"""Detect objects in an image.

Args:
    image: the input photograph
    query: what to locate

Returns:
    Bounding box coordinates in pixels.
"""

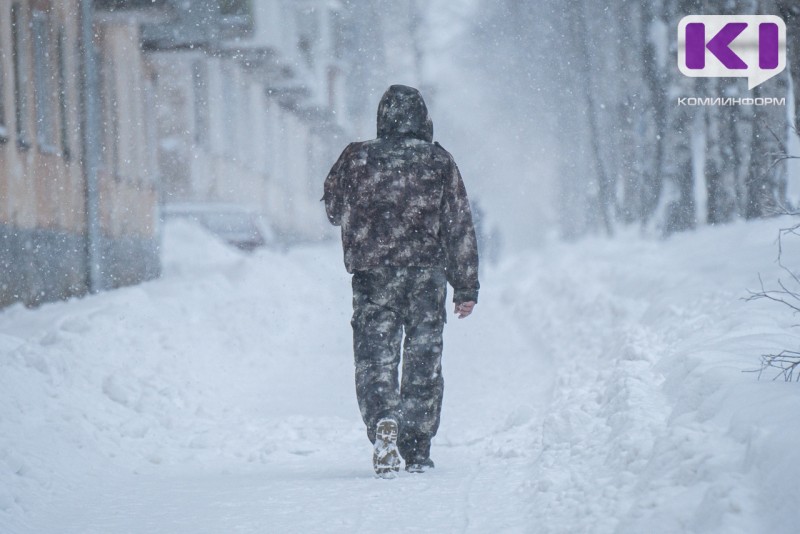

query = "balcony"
[140,0,220,50]
[94,0,171,24]
[94,0,168,9]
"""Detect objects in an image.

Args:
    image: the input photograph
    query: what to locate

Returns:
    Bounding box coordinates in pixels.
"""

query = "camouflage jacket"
[323,85,480,304]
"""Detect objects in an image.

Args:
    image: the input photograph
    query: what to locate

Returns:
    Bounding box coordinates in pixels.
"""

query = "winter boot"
[373,418,401,479]
[405,457,435,474]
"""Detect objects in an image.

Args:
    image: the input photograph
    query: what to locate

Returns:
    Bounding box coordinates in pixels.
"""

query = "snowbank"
[508,220,800,533]
[0,221,357,532]
[1,218,799,533]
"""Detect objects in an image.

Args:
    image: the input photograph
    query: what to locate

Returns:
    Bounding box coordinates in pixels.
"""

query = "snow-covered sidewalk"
[1,219,799,533]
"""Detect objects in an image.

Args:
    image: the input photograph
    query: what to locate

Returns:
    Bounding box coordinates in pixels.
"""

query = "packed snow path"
[2,219,799,533]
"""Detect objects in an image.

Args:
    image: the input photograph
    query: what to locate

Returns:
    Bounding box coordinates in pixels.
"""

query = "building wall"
[147,51,196,203]
[0,0,83,232]
[0,0,86,307]
[205,56,266,208]
[149,51,268,211]
[146,0,353,245]
[94,21,159,289]
[1,0,362,309]
[0,1,160,308]
[97,22,158,236]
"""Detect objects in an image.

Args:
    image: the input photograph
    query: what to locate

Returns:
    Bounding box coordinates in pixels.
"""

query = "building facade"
[145,0,349,243]
[0,0,408,309]
[0,0,160,308]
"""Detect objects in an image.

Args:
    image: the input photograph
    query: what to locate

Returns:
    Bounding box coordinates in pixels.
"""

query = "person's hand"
[454,301,475,319]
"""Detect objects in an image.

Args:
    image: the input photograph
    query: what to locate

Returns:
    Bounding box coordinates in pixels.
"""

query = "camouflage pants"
[351,266,447,462]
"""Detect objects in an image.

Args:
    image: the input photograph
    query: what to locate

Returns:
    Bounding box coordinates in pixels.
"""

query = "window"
[330,8,345,61]
[32,10,56,153]
[101,55,120,177]
[95,0,167,10]
[218,0,253,33]
[0,11,7,141]
[56,28,70,160]
[192,60,208,147]
[219,0,252,17]
[296,8,319,68]
[96,50,109,171]
[11,2,30,149]
[221,66,238,159]
[143,73,158,184]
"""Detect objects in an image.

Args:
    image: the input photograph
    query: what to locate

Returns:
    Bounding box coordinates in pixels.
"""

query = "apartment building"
[0,0,412,309]
[146,0,348,243]
[0,0,161,308]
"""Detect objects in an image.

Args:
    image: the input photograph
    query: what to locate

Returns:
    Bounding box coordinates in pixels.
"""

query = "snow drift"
[1,218,799,533]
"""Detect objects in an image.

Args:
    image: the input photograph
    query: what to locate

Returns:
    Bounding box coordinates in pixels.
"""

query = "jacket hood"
[376,85,433,142]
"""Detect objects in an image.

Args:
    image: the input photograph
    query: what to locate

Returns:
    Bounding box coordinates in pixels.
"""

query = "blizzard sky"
[414,0,799,250]
[423,0,562,248]
[337,0,562,249]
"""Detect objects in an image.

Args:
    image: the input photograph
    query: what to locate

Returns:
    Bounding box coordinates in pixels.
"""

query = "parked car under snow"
[162,203,275,252]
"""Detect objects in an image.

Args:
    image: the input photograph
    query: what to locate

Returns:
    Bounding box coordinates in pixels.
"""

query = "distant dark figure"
[323,84,480,478]
[471,200,503,269]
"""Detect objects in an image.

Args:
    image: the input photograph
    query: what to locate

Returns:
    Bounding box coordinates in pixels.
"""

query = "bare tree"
[475,0,797,240]
[745,34,789,220]
[778,1,800,134]
[746,221,800,381]
[704,77,740,224]
[636,0,669,226]
[705,0,756,224]
[656,0,703,234]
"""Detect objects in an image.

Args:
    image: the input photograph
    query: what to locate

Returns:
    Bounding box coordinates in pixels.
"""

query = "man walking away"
[323,84,480,478]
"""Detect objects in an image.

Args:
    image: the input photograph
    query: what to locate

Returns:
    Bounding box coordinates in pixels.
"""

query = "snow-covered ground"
[1,218,799,533]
